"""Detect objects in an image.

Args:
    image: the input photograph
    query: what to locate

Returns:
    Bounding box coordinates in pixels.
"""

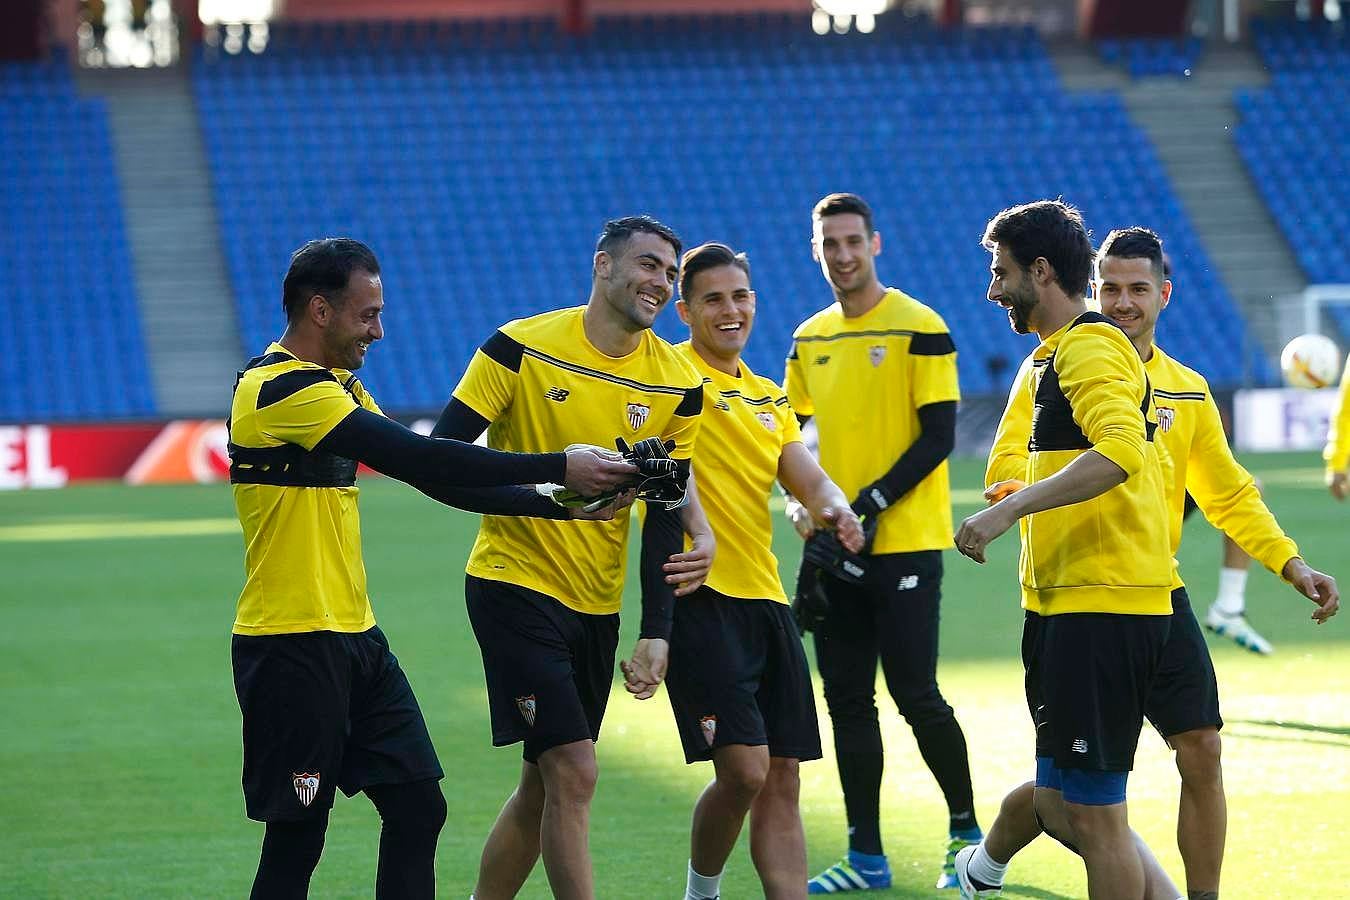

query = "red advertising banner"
[0,421,231,490]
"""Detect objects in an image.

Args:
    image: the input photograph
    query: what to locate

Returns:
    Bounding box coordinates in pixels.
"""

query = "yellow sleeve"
[350,378,383,416]
[452,330,520,423]
[909,328,961,407]
[256,372,360,450]
[1324,353,1350,474]
[1058,325,1147,478]
[1188,386,1299,575]
[783,340,814,417]
[985,354,1034,487]
[664,383,703,461]
[780,398,804,445]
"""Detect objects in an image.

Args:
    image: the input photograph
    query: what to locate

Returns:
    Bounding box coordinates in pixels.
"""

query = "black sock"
[251,813,329,900]
[913,719,979,835]
[837,750,884,855]
[368,779,448,900]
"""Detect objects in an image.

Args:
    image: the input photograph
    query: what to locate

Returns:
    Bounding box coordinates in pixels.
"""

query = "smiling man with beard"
[431,215,715,900]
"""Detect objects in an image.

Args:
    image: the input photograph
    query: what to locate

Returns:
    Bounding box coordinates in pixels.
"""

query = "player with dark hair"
[785,193,982,893]
[228,238,637,899]
[663,242,864,900]
[432,215,715,900]
[958,226,1338,900]
[955,201,1179,900]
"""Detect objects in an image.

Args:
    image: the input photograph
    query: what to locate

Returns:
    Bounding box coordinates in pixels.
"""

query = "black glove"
[802,528,870,584]
[850,482,890,554]
[791,556,830,635]
[616,437,689,509]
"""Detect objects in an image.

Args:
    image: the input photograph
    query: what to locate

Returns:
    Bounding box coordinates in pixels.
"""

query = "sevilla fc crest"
[868,345,887,367]
[1156,406,1175,433]
[626,402,651,431]
[292,773,320,807]
[516,695,537,727]
[699,715,717,747]
[755,411,776,432]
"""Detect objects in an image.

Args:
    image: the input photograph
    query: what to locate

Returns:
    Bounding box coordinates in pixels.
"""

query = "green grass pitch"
[2,452,1346,898]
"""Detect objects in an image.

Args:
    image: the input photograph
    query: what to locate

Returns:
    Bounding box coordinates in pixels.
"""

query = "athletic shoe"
[807,851,891,894]
[937,834,981,889]
[1205,608,1273,654]
[954,845,1002,898]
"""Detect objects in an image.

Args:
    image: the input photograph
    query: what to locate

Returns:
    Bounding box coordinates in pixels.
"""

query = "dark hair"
[982,200,1093,298]
[596,215,682,260]
[813,192,874,234]
[282,238,380,323]
[1098,227,1166,284]
[679,242,751,301]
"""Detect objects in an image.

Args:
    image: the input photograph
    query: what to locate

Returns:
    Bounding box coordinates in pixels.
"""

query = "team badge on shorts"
[755,411,776,432]
[626,402,650,431]
[515,695,537,727]
[292,773,320,807]
[699,715,717,747]
[1156,406,1175,433]
[869,345,887,367]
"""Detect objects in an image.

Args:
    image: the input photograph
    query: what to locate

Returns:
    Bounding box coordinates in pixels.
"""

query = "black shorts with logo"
[1023,610,1170,772]
[465,574,620,764]
[1146,587,1223,738]
[231,626,443,822]
[666,587,822,765]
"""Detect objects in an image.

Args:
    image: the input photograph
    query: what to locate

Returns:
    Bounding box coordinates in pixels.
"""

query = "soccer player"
[228,238,637,900]
[663,242,865,900]
[954,201,1177,900]
[1324,351,1350,501]
[431,216,715,900]
[956,227,1339,900]
[784,193,981,893]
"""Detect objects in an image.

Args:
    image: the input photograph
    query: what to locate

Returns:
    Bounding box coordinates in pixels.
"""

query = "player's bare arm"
[1280,557,1340,623]
[778,441,865,553]
[956,450,1126,564]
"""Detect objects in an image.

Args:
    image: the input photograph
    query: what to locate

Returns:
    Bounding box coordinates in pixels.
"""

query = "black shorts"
[1182,492,1198,521]
[231,626,442,822]
[1023,611,1170,772]
[1146,587,1223,739]
[666,587,822,765]
[465,575,620,764]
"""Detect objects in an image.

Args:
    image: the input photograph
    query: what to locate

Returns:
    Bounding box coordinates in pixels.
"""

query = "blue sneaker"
[808,850,891,894]
[937,832,983,889]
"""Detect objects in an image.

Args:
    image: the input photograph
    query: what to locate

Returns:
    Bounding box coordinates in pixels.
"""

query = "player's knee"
[262,814,328,870]
[1172,728,1222,785]
[369,779,447,838]
[539,745,599,803]
[895,687,954,728]
[821,685,880,723]
[999,780,1038,824]
[716,753,770,802]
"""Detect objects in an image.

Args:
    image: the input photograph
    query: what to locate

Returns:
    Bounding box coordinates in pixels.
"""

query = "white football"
[1280,333,1342,389]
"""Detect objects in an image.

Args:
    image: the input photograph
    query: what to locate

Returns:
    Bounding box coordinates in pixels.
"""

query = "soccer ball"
[1280,333,1342,389]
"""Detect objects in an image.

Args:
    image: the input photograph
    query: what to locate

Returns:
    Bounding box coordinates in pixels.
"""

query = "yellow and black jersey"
[228,342,381,636]
[1015,313,1172,616]
[784,288,959,554]
[1325,352,1350,475]
[1146,346,1299,585]
[452,306,703,615]
[677,343,802,604]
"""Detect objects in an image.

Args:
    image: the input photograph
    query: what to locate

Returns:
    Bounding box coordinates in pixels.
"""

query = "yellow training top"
[784,288,959,554]
[452,306,704,615]
[1008,313,1172,616]
[677,343,802,603]
[228,343,380,636]
[1324,352,1350,475]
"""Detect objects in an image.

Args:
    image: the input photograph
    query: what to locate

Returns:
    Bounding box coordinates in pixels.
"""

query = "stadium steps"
[75,65,241,419]
[1051,42,1301,370]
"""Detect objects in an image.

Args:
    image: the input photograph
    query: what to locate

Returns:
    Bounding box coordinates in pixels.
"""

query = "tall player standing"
[661,242,865,900]
[431,216,714,900]
[784,193,981,893]
[957,227,1338,899]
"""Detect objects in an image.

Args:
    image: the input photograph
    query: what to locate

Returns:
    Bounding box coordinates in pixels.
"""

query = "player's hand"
[563,445,638,497]
[1328,471,1349,501]
[954,502,1017,564]
[619,638,669,700]
[569,489,638,521]
[984,479,1027,504]
[818,504,865,554]
[1282,557,1340,624]
[786,497,815,539]
[664,529,715,597]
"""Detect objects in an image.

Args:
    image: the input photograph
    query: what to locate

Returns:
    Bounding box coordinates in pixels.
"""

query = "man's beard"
[1007,289,1038,335]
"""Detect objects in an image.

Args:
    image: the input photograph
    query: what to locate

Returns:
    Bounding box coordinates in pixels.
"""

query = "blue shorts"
[1036,756,1128,806]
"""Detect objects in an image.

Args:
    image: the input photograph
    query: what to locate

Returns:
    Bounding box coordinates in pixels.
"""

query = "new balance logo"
[842,560,865,579]
[814,355,831,365]
[897,575,919,591]
[544,387,570,402]
[1071,738,1088,754]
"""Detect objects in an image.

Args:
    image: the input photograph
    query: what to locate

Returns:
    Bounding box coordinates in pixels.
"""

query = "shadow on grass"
[1226,718,1350,738]
[1002,884,1078,900]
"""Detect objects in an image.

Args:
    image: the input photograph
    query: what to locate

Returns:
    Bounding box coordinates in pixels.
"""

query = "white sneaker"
[1205,608,1274,654]
[954,845,1002,898]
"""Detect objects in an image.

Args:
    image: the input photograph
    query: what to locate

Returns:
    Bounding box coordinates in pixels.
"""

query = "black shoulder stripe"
[675,385,704,417]
[787,345,799,361]
[243,350,294,372]
[257,369,339,409]
[909,331,957,356]
[481,330,524,373]
[1069,311,1116,330]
